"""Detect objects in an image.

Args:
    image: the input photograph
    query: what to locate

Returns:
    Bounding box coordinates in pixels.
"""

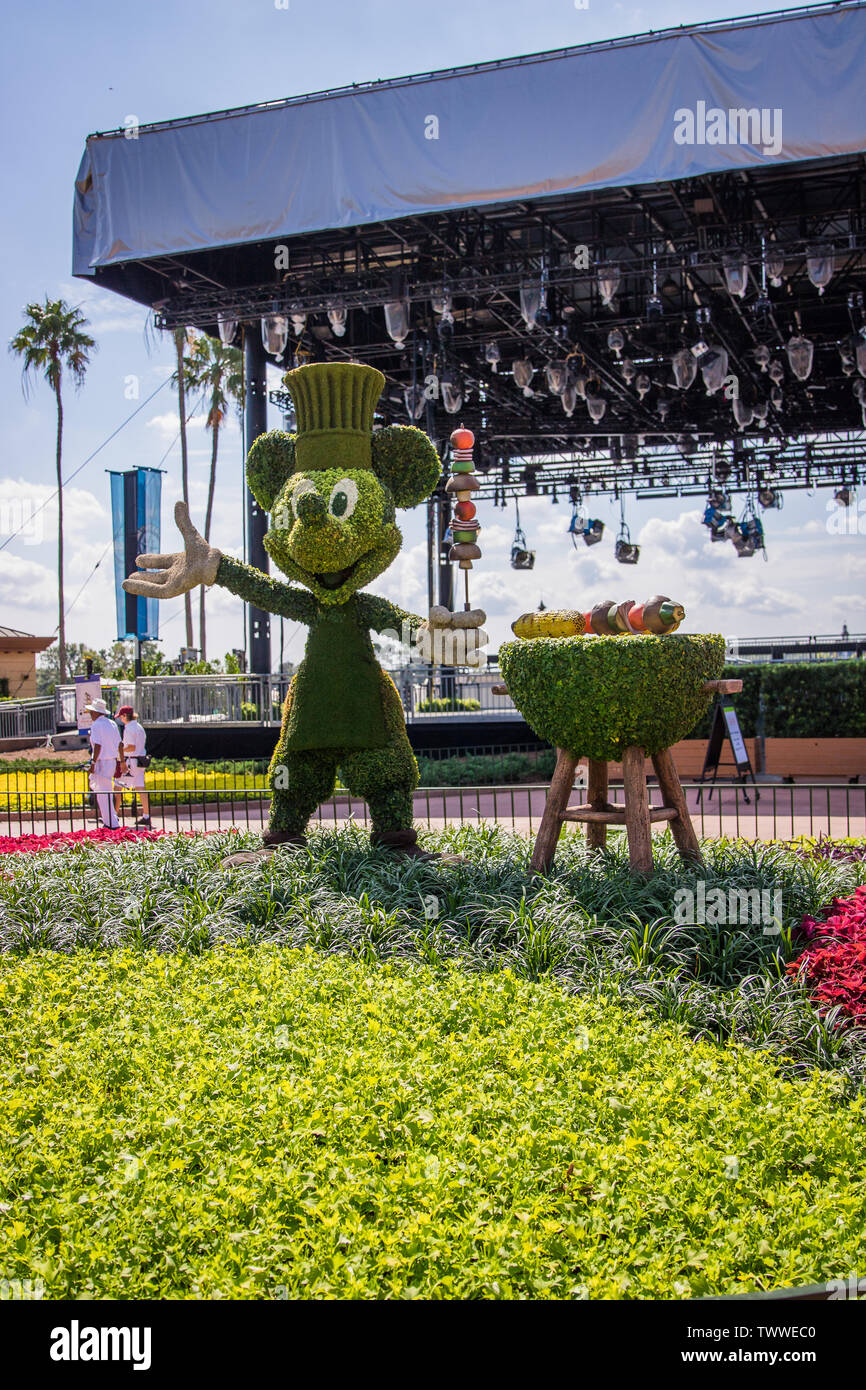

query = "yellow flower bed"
[0,767,270,811]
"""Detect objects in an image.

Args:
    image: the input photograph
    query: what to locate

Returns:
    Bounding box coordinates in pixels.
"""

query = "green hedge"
[416,697,481,713]
[687,660,866,740]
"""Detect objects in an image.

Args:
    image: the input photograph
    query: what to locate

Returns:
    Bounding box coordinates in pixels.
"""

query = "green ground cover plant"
[2,946,864,1300]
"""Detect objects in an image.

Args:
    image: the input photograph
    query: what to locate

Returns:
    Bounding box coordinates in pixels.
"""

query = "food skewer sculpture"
[446,426,482,613]
[512,595,685,640]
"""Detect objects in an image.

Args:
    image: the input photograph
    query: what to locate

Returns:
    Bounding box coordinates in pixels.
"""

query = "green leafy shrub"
[688,661,866,741]
[500,634,725,760]
[416,697,482,713]
[2,945,864,1300]
[761,660,866,738]
[417,750,556,785]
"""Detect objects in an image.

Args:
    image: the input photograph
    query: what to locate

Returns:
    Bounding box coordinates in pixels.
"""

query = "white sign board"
[75,675,103,737]
[722,704,749,767]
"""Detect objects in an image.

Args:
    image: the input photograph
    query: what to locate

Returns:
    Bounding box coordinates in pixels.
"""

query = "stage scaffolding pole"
[244,325,271,675]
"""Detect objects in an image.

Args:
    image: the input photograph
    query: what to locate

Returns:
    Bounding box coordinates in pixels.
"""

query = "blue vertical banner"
[109,468,162,640]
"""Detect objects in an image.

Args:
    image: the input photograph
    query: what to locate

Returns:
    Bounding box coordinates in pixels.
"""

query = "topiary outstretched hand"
[122,501,221,600]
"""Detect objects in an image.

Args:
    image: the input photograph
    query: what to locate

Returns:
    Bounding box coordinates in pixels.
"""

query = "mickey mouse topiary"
[123,361,488,857]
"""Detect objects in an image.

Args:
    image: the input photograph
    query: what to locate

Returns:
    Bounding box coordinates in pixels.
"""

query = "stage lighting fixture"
[786,335,814,382]
[261,313,289,357]
[607,328,624,357]
[621,357,637,385]
[586,390,607,423]
[636,373,651,400]
[484,341,501,370]
[722,253,749,298]
[839,339,856,375]
[289,307,307,335]
[766,246,786,287]
[561,383,578,416]
[512,358,533,389]
[440,373,463,415]
[806,244,834,295]
[768,359,785,385]
[753,345,771,373]
[431,288,453,322]
[597,262,621,308]
[672,349,697,390]
[545,360,569,395]
[384,300,411,346]
[701,347,729,395]
[403,384,426,421]
[326,301,347,337]
[217,316,237,345]
[520,280,545,330]
[733,396,754,430]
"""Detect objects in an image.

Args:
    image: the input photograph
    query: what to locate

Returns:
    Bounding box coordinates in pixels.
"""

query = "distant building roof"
[0,627,55,651]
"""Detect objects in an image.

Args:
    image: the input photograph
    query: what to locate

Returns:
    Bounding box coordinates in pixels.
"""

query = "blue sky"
[1,0,863,669]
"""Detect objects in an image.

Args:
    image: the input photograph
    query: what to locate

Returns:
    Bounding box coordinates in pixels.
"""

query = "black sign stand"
[698,699,760,803]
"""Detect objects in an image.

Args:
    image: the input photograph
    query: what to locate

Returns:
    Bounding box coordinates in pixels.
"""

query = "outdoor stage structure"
[74,3,866,674]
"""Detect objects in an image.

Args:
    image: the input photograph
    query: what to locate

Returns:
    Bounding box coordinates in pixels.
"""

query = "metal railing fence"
[0,697,57,741]
[54,669,515,726]
[1,763,863,842]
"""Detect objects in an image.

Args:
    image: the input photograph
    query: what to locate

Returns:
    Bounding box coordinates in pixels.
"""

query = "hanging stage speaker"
[109,467,162,641]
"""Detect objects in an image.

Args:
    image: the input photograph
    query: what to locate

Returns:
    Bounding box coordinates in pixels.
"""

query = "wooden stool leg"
[651,748,704,866]
[586,758,609,851]
[530,747,578,873]
[621,745,654,875]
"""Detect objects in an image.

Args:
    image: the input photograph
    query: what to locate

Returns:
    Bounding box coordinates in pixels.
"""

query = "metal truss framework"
[90,150,866,500]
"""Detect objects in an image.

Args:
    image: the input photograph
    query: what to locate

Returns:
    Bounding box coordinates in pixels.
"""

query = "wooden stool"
[530,744,702,875]
[494,678,741,876]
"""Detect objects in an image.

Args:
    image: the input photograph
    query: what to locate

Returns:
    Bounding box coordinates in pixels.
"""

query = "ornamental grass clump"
[1,827,865,1081]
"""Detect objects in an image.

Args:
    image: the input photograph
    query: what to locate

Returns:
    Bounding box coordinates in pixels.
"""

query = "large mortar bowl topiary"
[499,633,726,761]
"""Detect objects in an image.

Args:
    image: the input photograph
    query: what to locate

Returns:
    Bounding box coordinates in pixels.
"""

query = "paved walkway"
[5,781,864,842]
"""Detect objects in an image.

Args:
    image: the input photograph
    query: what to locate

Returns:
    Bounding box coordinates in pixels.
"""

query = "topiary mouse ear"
[246,431,297,511]
[371,425,441,508]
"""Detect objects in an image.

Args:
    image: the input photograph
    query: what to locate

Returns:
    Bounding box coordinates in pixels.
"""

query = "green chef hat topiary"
[284,361,385,472]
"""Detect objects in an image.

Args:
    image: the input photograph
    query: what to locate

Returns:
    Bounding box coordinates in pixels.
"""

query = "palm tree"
[9,299,96,684]
[181,334,244,659]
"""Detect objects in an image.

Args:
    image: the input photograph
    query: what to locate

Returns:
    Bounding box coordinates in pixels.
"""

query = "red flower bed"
[789,886,866,1021]
[0,826,240,855]
[0,827,166,854]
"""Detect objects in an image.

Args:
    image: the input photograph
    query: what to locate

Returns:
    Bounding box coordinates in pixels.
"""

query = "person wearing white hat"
[85,697,121,830]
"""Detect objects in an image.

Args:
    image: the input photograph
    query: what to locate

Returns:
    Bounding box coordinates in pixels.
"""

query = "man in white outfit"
[85,697,121,830]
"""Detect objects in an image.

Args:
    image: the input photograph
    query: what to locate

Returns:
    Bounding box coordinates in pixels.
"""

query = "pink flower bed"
[0,827,167,854]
